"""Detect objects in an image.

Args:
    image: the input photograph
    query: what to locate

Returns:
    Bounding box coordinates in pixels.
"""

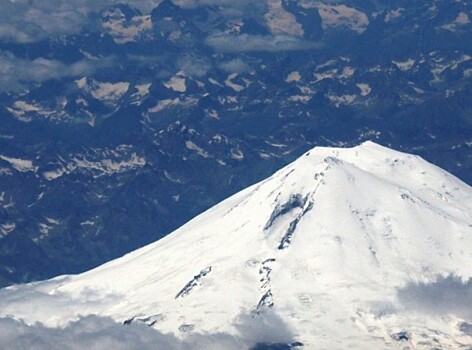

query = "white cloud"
[234,311,294,345]
[0,316,178,350]
[0,310,295,350]
[0,52,114,91]
[205,33,320,52]
[397,274,472,320]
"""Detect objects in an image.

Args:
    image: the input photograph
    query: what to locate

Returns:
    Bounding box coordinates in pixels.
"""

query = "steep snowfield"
[1,142,471,349]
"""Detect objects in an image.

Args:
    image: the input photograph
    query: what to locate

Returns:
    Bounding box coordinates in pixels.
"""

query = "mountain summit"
[1,142,471,349]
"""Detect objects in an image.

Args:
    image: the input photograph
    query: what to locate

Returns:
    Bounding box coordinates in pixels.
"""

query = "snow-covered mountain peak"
[1,142,471,349]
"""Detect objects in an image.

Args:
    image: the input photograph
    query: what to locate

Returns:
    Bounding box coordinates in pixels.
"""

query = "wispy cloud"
[177,55,213,77]
[219,58,251,73]
[0,52,114,91]
[205,33,320,53]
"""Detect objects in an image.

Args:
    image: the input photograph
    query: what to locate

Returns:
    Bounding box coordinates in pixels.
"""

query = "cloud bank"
[0,310,295,350]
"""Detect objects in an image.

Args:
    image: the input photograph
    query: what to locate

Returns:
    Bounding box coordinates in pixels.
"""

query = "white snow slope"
[1,141,472,349]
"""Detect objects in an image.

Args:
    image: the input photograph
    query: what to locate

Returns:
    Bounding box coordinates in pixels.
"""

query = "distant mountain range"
[0,0,471,286]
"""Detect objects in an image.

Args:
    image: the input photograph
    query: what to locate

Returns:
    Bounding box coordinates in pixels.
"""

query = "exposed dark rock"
[278,202,314,250]
[391,331,410,341]
[265,194,307,230]
[257,290,274,311]
[175,266,212,298]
